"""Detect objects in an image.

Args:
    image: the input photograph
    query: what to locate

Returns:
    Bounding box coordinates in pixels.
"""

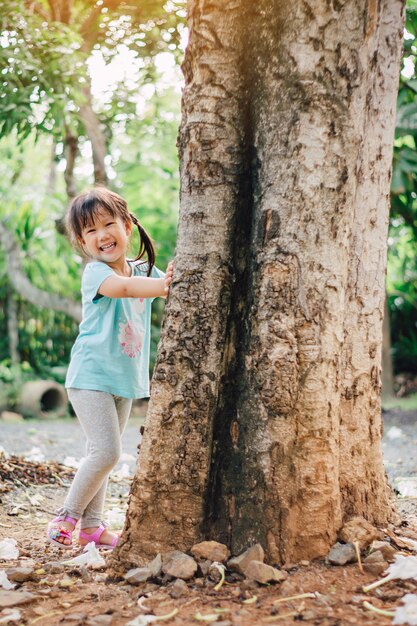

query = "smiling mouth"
[100,243,116,251]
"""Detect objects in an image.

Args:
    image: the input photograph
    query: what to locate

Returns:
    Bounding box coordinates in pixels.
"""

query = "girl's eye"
[86,228,95,234]
[106,222,114,227]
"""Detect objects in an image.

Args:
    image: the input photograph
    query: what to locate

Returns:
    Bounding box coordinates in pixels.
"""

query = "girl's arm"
[98,261,174,299]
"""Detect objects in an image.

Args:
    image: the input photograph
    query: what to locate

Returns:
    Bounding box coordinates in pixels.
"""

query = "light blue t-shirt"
[65,260,165,399]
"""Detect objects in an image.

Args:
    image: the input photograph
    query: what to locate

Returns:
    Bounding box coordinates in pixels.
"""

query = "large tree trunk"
[113,0,405,569]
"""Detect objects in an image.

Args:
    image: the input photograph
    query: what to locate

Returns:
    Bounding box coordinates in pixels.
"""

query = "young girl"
[47,187,173,550]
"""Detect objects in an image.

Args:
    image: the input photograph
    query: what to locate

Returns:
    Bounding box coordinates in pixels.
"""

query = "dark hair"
[66,187,155,276]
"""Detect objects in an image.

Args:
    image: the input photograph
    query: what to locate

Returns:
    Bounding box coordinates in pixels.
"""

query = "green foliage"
[0,0,86,140]
[0,0,185,142]
[387,2,417,376]
[0,358,34,409]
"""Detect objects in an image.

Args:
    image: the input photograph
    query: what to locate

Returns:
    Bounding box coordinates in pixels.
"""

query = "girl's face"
[79,208,132,265]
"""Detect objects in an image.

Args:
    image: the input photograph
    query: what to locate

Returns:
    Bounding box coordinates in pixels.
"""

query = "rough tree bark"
[113,0,405,568]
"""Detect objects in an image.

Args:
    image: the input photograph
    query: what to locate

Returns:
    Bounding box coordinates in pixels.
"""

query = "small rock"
[86,615,114,626]
[327,542,357,565]
[65,614,88,623]
[80,566,92,582]
[278,579,299,596]
[142,583,159,594]
[302,610,316,620]
[363,550,385,564]
[244,561,287,585]
[371,540,397,561]
[161,551,197,580]
[198,560,211,576]
[191,541,230,563]
[300,560,310,567]
[241,579,259,591]
[0,590,36,608]
[169,578,189,599]
[216,622,232,626]
[230,586,242,597]
[228,544,264,575]
[316,594,338,607]
[194,578,204,588]
[351,595,367,604]
[44,562,65,574]
[5,567,34,583]
[338,516,380,550]
[147,554,162,578]
[94,574,107,584]
[363,561,388,576]
[124,567,153,585]
[0,411,23,422]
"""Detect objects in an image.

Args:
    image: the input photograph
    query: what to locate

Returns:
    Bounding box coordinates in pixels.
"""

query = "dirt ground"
[1,411,417,625]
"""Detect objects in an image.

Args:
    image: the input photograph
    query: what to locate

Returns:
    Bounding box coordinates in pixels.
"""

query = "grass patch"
[382,393,417,411]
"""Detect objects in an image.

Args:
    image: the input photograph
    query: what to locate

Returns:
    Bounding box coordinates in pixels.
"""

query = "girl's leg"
[50,389,125,545]
[80,395,132,529]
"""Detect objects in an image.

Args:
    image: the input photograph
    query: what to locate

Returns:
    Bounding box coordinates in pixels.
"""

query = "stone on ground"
[124,567,153,585]
[363,561,387,576]
[191,541,230,563]
[327,542,357,565]
[363,550,388,576]
[227,544,265,575]
[338,516,380,550]
[161,551,198,580]
[370,540,397,561]
[86,615,115,626]
[168,578,190,598]
[363,550,385,564]
[244,561,287,584]
[5,567,34,583]
[0,590,36,608]
[147,553,162,578]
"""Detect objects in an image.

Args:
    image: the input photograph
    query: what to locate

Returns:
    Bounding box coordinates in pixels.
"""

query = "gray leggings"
[57,388,132,529]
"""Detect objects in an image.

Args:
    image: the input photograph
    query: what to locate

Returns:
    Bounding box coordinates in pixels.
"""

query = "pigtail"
[130,213,155,276]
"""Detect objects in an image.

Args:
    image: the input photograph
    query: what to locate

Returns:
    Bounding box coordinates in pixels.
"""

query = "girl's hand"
[164,261,174,297]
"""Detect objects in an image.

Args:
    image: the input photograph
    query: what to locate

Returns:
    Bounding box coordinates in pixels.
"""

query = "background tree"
[113,0,405,568]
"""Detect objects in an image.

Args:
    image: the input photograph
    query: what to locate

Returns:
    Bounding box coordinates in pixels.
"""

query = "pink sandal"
[79,525,119,550]
[47,515,78,549]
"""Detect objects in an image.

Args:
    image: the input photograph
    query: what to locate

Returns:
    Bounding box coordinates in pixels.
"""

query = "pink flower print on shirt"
[118,320,144,358]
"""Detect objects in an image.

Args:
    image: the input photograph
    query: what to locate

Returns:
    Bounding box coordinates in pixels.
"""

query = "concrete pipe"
[19,380,68,419]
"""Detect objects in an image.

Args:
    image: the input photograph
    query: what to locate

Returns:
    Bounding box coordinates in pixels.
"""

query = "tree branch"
[23,0,50,20]
[0,221,82,322]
